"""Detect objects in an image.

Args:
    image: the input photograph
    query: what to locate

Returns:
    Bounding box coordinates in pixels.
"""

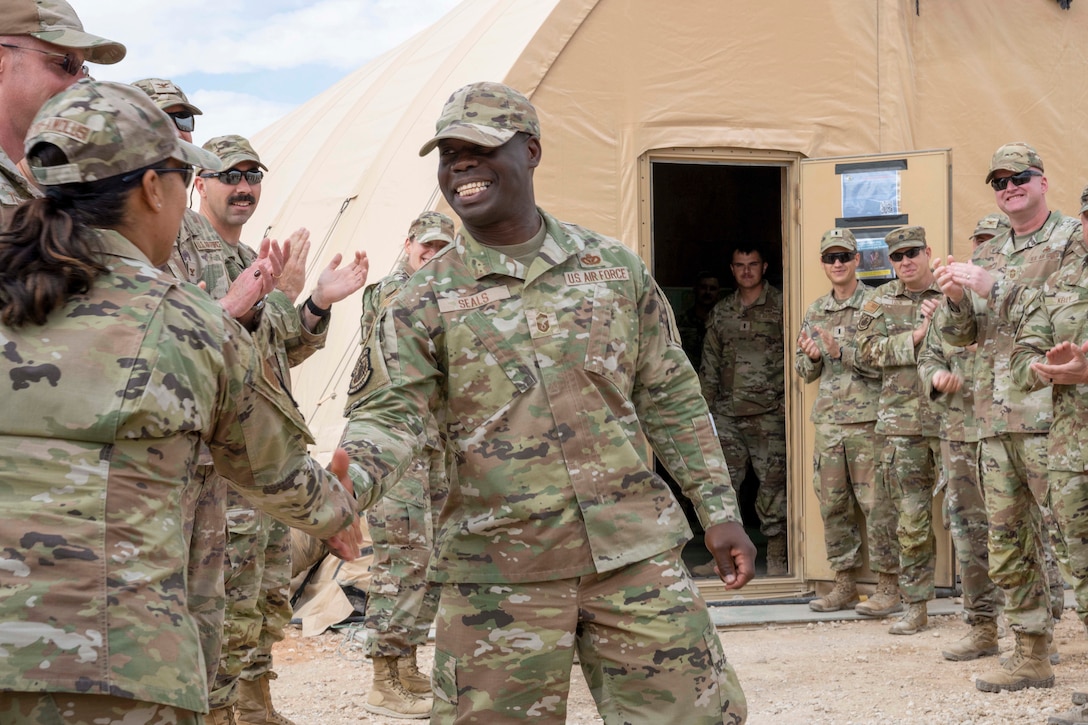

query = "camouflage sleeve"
[941,293,981,347]
[358,282,382,343]
[794,308,823,383]
[990,280,1034,328]
[203,311,355,538]
[917,309,951,400]
[256,289,329,368]
[1010,289,1051,392]
[632,278,742,528]
[699,305,724,404]
[339,304,429,510]
[855,299,889,369]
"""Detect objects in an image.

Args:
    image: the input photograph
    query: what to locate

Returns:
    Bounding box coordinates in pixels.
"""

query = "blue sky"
[77,0,462,146]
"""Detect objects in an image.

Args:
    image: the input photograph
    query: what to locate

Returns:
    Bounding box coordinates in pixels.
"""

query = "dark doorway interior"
[650,159,786,578]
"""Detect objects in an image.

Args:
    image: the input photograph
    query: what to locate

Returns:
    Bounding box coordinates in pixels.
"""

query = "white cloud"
[78,0,462,77]
[185,90,298,148]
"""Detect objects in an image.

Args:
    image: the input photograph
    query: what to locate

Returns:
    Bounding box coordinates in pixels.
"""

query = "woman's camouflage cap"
[408,211,455,245]
[419,81,539,156]
[25,79,222,186]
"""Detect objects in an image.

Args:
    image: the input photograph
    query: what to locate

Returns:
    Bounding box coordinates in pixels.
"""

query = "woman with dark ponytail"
[0,80,360,724]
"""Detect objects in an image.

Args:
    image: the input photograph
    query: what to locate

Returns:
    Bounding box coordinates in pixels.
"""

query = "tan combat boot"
[942,619,999,661]
[854,572,903,617]
[809,569,860,612]
[889,601,927,635]
[236,672,296,725]
[396,647,432,695]
[365,656,432,719]
[975,630,1055,692]
[204,707,236,725]
[765,534,788,576]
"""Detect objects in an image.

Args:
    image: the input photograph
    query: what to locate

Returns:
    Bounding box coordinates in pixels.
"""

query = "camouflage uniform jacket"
[856,278,943,437]
[918,309,978,443]
[701,284,785,417]
[0,145,41,230]
[340,209,740,584]
[941,211,1083,436]
[354,259,441,510]
[1011,247,1088,472]
[794,284,881,425]
[0,230,355,712]
[164,208,329,387]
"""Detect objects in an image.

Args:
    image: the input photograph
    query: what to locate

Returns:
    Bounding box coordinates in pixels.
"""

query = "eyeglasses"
[820,252,855,265]
[200,169,264,186]
[990,170,1041,192]
[120,166,194,186]
[0,42,85,77]
[889,247,924,263]
[167,111,195,133]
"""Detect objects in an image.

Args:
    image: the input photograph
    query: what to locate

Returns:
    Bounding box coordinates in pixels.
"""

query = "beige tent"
[250,0,1088,599]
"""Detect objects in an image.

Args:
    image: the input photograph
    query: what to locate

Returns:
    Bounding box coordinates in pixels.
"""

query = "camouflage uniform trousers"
[881,434,941,604]
[363,458,441,658]
[715,406,787,537]
[0,693,200,725]
[812,421,898,573]
[209,489,292,707]
[979,433,1069,635]
[1047,470,1088,628]
[183,464,227,693]
[939,439,1000,623]
[431,548,747,725]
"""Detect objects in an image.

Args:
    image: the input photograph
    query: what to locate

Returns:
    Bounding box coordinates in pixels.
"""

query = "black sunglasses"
[0,42,85,77]
[889,247,924,263]
[990,170,1041,192]
[167,110,195,133]
[200,169,264,186]
[120,166,194,186]
[820,252,855,265]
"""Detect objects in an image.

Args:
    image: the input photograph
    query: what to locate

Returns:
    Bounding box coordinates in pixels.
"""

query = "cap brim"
[418,123,518,157]
[31,29,126,65]
[175,141,223,172]
[984,163,1031,184]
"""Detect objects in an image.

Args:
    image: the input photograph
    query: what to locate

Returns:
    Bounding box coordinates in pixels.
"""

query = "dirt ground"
[269,604,1088,724]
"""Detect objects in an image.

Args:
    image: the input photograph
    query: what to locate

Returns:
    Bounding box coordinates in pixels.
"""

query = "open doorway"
[649,157,788,579]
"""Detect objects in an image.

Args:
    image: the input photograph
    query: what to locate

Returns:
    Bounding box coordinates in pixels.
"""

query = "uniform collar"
[457,208,584,283]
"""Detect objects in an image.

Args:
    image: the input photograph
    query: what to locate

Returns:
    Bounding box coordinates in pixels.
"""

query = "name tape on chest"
[437,285,512,313]
[564,267,630,286]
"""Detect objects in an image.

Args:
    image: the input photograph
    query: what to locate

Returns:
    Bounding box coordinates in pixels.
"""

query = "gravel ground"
[269,606,1088,724]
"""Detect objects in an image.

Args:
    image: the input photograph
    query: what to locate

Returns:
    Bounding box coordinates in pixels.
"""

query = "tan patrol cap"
[971,213,1010,240]
[408,211,455,245]
[819,228,857,253]
[132,78,203,115]
[25,80,221,186]
[885,225,927,254]
[985,142,1044,184]
[419,82,540,157]
[202,134,268,172]
[0,0,126,65]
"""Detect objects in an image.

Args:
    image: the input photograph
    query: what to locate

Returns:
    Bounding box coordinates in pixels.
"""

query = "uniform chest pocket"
[445,309,536,435]
[584,286,638,393]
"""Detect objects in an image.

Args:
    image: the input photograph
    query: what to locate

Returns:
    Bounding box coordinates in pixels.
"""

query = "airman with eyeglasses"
[0,0,125,229]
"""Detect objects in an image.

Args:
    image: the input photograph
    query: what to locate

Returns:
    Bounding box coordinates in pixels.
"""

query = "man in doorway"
[856,226,943,636]
[356,211,454,719]
[678,270,722,370]
[936,142,1083,693]
[795,228,900,614]
[196,134,368,725]
[0,0,125,227]
[701,245,788,575]
[341,80,753,723]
